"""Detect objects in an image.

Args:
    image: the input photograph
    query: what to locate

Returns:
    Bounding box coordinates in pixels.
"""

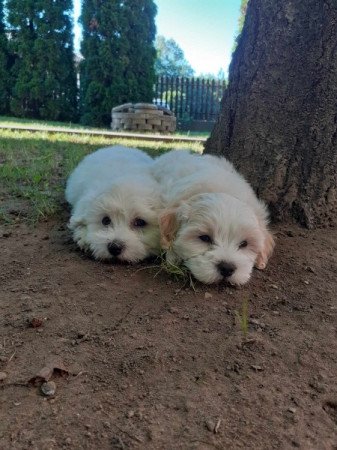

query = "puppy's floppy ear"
[159,208,178,249]
[255,229,275,270]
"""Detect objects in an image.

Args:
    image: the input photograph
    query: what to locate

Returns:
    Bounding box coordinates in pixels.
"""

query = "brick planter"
[111,103,176,133]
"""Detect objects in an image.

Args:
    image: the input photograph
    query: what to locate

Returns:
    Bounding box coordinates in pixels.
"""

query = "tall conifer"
[80,0,157,126]
[0,0,10,114]
[7,0,78,120]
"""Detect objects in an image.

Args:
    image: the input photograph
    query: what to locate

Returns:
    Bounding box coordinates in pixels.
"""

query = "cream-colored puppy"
[65,146,161,262]
[152,150,274,285]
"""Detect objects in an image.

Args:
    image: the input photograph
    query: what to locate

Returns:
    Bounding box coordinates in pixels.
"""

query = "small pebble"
[251,365,263,371]
[0,372,7,382]
[204,292,213,299]
[205,420,215,432]
[41,381,56,397]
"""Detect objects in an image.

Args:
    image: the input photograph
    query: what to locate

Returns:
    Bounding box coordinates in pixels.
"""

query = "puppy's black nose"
[217,262,236,278]
[108,241,124,257]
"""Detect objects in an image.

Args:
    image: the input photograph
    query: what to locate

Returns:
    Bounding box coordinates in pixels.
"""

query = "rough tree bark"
[205,0,337,228]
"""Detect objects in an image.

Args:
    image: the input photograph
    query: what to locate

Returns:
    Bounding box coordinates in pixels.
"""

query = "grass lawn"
[0,115,92,130]
[0,127,203,225]
[0,115,211,138]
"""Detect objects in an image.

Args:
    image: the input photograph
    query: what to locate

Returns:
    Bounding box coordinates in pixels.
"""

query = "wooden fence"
[153,76,226,123]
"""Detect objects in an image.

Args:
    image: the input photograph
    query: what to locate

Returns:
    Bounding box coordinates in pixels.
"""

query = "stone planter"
[111,103,176,133]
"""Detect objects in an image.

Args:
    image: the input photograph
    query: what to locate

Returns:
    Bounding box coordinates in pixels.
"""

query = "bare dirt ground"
[1,213,337,450]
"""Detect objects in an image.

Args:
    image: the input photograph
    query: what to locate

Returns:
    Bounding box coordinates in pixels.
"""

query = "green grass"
[0,115,105,131]
[235,296,249,338]
[0,127,203,224]
[157,252,196,290]
[138,252,196,289]
[0,115,210,139]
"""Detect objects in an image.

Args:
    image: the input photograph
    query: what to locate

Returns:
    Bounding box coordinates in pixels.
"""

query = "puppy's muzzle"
[108,240,125,257]
[217,262,236,278]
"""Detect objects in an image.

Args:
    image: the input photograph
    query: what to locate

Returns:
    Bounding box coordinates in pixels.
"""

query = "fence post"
[209,79,215,120]
[179,77,184,119]
[189,77,194,121]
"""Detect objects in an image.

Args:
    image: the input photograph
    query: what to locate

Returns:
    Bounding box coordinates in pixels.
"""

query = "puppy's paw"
[255,231,275,270]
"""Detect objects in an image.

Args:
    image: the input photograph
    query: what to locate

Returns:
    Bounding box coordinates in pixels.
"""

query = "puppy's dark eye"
[199,235,212,243]
[133,218,147,228]
[102,216,111,226]
[239,240,248,249]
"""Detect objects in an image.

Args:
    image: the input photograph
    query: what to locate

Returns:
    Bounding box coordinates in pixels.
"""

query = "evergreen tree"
[80,0,157,127]
[7,0,78,121]
[0,0,10,114]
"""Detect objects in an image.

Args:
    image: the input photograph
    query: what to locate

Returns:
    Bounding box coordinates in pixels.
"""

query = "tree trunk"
[205,0,337,228]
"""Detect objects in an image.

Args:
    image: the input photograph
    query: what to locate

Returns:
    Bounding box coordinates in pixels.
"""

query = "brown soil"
[1,216,337,450]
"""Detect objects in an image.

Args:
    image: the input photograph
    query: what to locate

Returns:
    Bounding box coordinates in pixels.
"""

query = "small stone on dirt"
[205,420,215,432]
[41,381,56,397]
[251,365,263,371]
[204,292,213,299]
[0,372,7,382]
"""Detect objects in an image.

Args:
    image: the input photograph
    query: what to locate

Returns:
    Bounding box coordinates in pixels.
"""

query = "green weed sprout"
[235,295,249,338]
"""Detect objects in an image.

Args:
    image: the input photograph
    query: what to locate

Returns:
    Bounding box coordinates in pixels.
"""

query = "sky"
[73,0,242,76]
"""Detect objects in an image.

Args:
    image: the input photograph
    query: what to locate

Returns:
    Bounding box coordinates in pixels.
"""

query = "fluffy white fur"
[65,146,161,262]
[152,150,274,285]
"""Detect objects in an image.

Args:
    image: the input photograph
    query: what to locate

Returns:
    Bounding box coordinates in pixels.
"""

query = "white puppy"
[65,145,161,262]
[152,150,274,285]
